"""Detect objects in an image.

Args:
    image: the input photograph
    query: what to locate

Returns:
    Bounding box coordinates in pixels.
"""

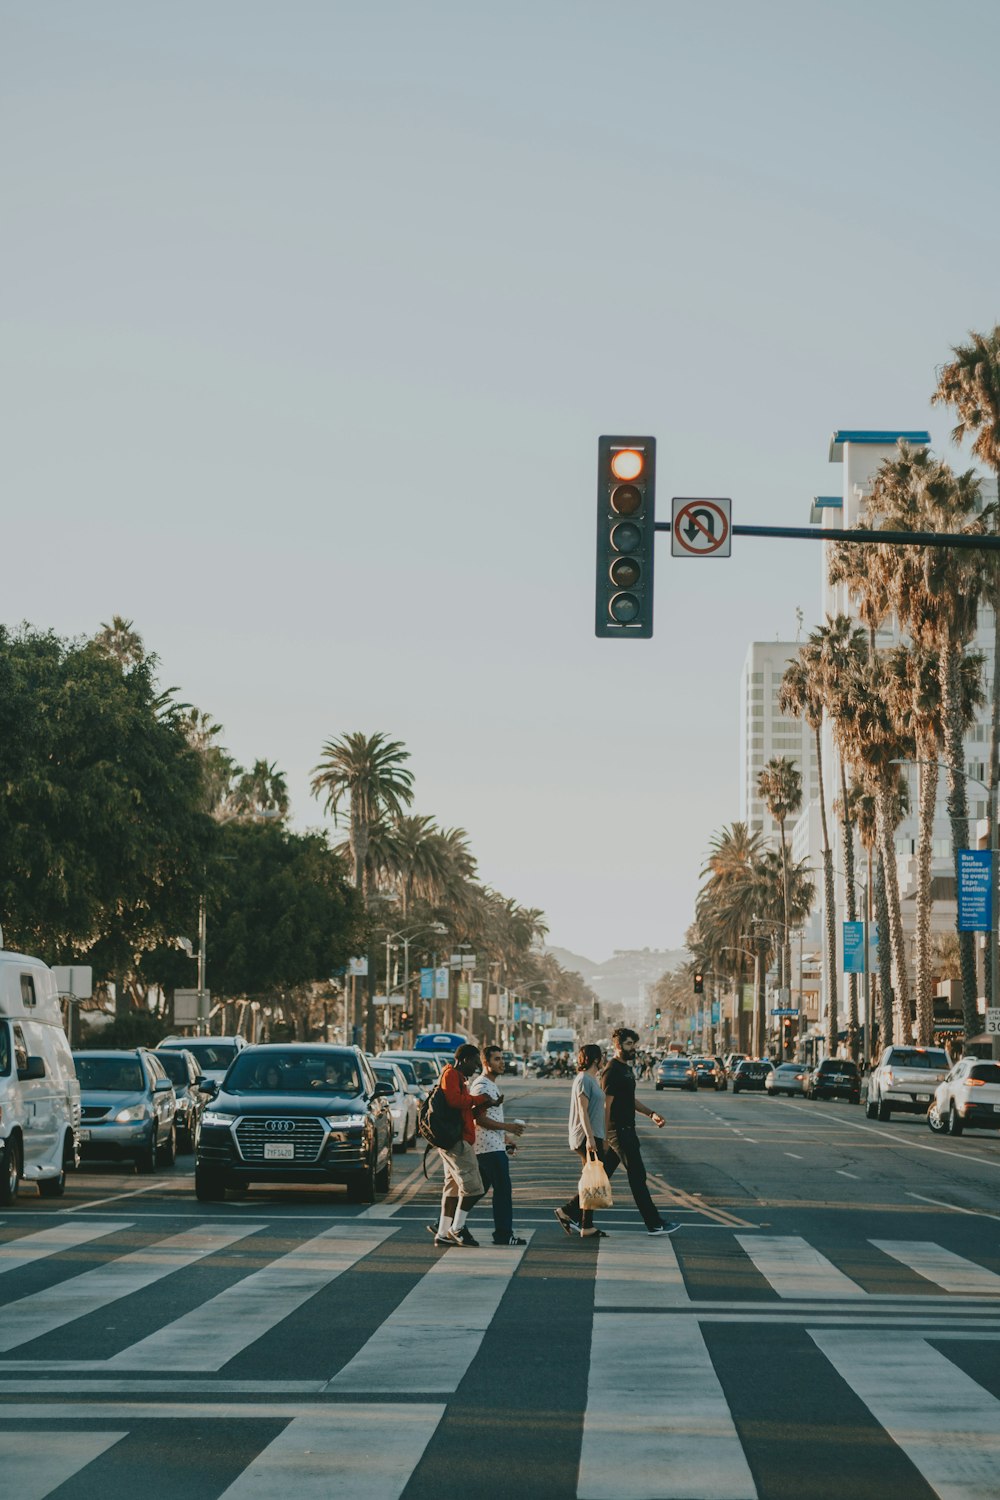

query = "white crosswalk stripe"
[0,1223,265,1353]
[0,1430,128,1500]
[595,1230,689,1308]
[735,1233,865,1298]
[870,1239,1000,1297]
[0,1220,133,1275]
[325,1232,532,1392]
[107,1223,397,1370]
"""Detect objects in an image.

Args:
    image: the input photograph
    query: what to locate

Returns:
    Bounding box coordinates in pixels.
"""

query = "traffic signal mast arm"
[652,520,1000,550]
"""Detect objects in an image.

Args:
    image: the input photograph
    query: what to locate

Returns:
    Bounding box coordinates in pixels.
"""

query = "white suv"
[928,1058,1000,1136]
[158,1035,247,1085]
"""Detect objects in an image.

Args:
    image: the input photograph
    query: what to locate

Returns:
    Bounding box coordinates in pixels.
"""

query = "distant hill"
[545,946,688,1006]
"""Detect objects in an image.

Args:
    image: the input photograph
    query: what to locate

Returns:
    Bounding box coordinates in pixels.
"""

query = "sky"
[4,1,1000,963]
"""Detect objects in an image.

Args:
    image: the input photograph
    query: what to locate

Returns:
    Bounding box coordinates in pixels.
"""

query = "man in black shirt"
[602,1027,678,1235]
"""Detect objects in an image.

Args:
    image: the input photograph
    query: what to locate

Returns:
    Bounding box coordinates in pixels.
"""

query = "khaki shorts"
[438,1137,484,1197]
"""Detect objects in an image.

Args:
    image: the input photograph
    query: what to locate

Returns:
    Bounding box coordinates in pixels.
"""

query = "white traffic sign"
[986,1007,1000,1035]
[671,497,732,557]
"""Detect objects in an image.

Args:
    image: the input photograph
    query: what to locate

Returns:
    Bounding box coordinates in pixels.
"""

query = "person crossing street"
[471,1043,526,1245]
[426,1043,494,1247]
[602,1027,678,1236]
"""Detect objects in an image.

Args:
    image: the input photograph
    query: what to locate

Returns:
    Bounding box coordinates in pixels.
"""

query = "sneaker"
[426,1224,453,1247]
[450,1226,479,1247]
[494,1234,527,1245]
[554,1208,577,1236]
[580,1227,608,1238]
[648,1222,680,1236]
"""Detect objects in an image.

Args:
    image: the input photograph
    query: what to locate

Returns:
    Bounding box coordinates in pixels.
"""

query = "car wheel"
[948,1105,964,1137]
[927,1101,947,1134]
[158,1125,176,1168]
[346,1153,378,1203]
[195,1167,227,1202]
[135,1133,157,1173]
[395,1129,409,1155]
[655,1083,663,1091]
[375,1145,393,1195]
[37,1165,67,1198]
[877,1097,891,1122]
[0,1139,21,1205]
[865,1093,877,1119]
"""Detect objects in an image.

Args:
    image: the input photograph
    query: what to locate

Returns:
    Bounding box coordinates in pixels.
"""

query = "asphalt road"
[2,1075,1000,1500]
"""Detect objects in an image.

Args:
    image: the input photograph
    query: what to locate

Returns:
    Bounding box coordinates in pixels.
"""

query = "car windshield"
[775,1064,799,1074]
[179,1042,239,1070]
[155,1052,192,1085]
[373,1066,399,1089]
[225,1051,362,1096]
[739,1062,770,1073]
[888,1049,949,1069]
[821,1060,858,1073]
[395,1060,417,1085]
[75,1056,144,1092]
[694,1059,714,1069]
[660,1060,688,1070]
[970,1064,1000,1084]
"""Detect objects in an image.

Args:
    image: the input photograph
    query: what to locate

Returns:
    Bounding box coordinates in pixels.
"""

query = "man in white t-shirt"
[470,1044,526,1246]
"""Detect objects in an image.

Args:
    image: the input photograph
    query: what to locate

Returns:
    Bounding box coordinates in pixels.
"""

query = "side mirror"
[200,1078,219,1097]
[18,1056,45,1082]
[374,1080,395,1098]
[155,1078,173,1092]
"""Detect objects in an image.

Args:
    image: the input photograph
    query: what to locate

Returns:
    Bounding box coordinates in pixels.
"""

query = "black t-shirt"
[601,1057,636,1131]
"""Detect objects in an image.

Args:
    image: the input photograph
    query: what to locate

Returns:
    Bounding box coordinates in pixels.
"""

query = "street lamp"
[892,757,998,1060]
[380,922,448,1037]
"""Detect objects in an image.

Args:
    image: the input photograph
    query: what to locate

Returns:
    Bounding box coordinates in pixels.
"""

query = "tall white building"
[739,640,819,840]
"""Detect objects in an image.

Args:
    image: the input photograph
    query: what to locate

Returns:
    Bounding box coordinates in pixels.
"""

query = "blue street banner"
[711,1001,720,1024]
[958,848,993,932]
[843,921,865,973]
[420,968,434,1000]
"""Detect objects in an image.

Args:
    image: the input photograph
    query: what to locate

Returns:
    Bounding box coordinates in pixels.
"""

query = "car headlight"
[114,1105,149,1123]
[327,1114,368,1128]
[202,1110,236,1128]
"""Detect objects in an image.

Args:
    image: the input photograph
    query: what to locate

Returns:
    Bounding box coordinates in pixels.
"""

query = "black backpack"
[418,1081,463,1151]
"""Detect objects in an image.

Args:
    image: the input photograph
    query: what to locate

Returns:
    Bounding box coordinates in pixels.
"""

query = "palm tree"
[233,759,290,821]
[933,328,1000,1001]
[846,774,907,1050]
[697,822,767,1050]
[756,757,802,997]
[310,732,414,896]
[781,649,843,1052]
[94,615,145,669]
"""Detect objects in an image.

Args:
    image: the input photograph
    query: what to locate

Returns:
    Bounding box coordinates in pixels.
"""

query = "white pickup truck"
[865,1045,951,1121]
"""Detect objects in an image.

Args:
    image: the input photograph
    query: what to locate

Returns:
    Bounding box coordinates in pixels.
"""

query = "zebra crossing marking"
[325,1232,532,1393]
[0,1430,127,1500]
[579,1313,756,1500]
[871,1239,1000,1297]
[0,1222,266,1354]
[814,1331,1000,1500]
[106,1223,397,1370]
[595,1230,689,1308]
[735,1233,866,1299]
[0,1220,132,1275]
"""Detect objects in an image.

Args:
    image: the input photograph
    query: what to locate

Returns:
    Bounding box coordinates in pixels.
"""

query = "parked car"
[655,1057,697,1092]
[732,1059,774,1094]
[928,1058,1000,1135]
[0,948,81,1204]
[158,1034,247,1086]
[73,1049,177,1172]
[154,1047,209,1152]
[692,1056,727,1091]
[765,1062,809,1097]
[194,1044,394,1203]
[371,1059,419,1151]
[805,1057,861,1104]
[378,1054,428,1103]
[865,1046,951,1120]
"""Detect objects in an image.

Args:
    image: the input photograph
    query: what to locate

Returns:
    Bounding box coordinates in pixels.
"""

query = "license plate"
[78,1129,91,1141]
[916,1094,930,1102]
[835,1076,848,1083]
[993,1104,1000,1114]
[263,1142,295,1160]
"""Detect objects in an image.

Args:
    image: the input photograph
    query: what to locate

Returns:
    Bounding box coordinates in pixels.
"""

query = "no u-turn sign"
[671,497,732,557]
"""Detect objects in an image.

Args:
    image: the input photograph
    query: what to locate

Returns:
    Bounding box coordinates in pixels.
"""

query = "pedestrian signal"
[595,434,656,638]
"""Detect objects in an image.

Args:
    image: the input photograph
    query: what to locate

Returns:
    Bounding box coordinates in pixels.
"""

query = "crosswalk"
[1,1214,1000,1498]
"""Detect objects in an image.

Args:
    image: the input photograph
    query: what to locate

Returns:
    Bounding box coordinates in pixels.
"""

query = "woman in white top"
[555,1044,606,1238]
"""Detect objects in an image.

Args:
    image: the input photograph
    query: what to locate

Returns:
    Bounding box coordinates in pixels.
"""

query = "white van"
[0,948,81,1203]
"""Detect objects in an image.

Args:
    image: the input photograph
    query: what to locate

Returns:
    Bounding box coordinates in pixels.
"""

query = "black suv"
[732,1059,774,1094]
[806,1057,861,1104]
[194,1043,395,1203]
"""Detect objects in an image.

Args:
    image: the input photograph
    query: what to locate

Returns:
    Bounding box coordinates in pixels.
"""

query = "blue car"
[73,1048,177,1173]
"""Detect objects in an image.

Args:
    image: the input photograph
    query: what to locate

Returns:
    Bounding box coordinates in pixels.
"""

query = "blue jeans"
[477,1150,513,1241]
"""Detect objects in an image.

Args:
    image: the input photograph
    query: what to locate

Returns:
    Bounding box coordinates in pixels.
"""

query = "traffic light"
[595,435,656,638]
[693,971,704,995]
[655,1007,662,1027]
[400,1010,413,1030]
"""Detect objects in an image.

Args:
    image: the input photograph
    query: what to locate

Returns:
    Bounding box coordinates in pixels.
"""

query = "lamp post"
[892,757,998,1059]
[380,922,447,1041]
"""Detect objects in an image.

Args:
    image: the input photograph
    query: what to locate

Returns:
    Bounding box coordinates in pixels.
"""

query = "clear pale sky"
[4,2,999,962]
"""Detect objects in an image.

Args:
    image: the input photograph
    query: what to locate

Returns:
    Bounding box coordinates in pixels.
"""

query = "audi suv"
[194,1043,394,1202]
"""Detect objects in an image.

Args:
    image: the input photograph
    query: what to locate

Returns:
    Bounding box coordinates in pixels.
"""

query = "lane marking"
[736,1234,865,1300]
[871,1240,1000,1297]
[58,1184,160,1214]
[579,1314,756,1499]
[325,1232,531,1393]
[907,1191,1000,1225]
[784,1152,803,1160]
[836,1170,859,1180]
[779,1102,1000,1169]
[595,1230,689,1309]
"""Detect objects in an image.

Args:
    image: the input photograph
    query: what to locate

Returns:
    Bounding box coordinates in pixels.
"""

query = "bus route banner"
[957,848,993,932]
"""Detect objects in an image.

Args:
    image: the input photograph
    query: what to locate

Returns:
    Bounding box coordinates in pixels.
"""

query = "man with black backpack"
[425,1043,494,1247]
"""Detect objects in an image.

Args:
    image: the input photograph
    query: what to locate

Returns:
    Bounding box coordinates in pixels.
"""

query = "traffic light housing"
[655,1007,662,1027]
[595,435,656,638]
[400,1009,413,1030]
[693,971,704,995]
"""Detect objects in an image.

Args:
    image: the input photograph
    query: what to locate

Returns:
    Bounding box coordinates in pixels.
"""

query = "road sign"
[770,1007,800,1017]
[957,849,992,932]
[987,1008,1000,1035]
[671,497,732,557]
[173,989,207,1024]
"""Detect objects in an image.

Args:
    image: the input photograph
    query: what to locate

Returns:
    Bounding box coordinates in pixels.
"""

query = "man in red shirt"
[428,1043,493,1247]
